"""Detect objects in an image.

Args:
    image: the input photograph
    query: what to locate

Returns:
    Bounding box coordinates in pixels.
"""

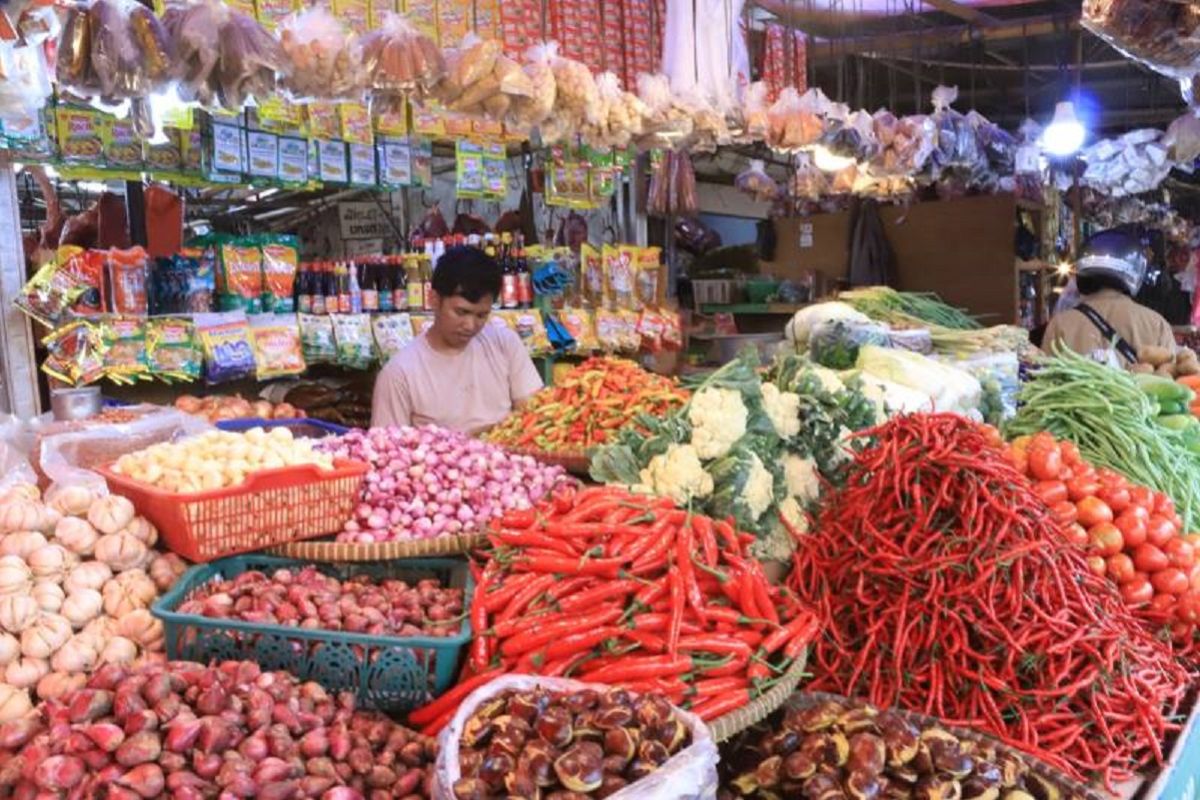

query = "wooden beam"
[920,0,1000,27]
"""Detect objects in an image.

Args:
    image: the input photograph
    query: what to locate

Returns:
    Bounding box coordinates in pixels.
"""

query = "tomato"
[1008,451,1028,476]
[1147,515,1179,548]
[1034,481,1068,506]
[1106,553,1136,584]
[1130,486,1155,510]
[1060,440,1082,465]
[1150,592,1178,614]
[1028,446,1063,481]
[1086,555,1107,577]
[1088,523,1124,558]
[1120,578,1154,605]
[1050,501,1078,527]
[1155,492,1176,517]
[1190,562,1200,591]
[1064,523,1089,548]
[1185,533,1200,549]
[1076,497,1113,528]
[1066,475,1100,502]
[1152,567,1191,596]
[1176,591,1200,624]
[1114,509,1148,549]
[1098,485,1131,515]
[1098,468,1128,489]
[1164,538,1196,571]
[1133,543,1171,573]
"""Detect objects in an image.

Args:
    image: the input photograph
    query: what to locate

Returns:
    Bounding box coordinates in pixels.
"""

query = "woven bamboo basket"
[707,648,809,743]
[723,690,1106,800]
[268,532,488,561]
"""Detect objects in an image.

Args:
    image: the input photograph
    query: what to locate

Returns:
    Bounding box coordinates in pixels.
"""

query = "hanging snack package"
[510,41,557,128]
[195,310,256,384]
[559,307,597,352]
[635,246,663,309]
[298,312,337,364]
[360,12,445,98]
[101,316,150,384]
[372,312,414,359]
[216,7,285,110]
[636,308,664,352]
[248,313,306,380]
[578,243,603,308]
[16,248,89,326]
[734,158,779,203]
[219,239,264,312]
[161,0,225,107]
[602,244,636,310]
[146,316,202,382]
[259,234,299,312]
[278,6,365,102]
[512,308,550,355]
[616,310,642,353]
[741,81,769,142]
[42,320,106,386]
[60,248,107,316]
[107,246,150,314]
[332,313,375,369]
[661,309,683,351]
[594,308,622,352]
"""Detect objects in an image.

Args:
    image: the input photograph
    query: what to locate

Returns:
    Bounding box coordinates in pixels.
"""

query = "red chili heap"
[789,413,1192,789]
[412,486,818,735]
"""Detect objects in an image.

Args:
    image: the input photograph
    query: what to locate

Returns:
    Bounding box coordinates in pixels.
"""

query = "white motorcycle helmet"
[1075,229,1149,295]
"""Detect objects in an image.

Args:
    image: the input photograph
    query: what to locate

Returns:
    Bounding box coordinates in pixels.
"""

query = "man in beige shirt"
[1043,229,1175,365]
[372,247,543,433]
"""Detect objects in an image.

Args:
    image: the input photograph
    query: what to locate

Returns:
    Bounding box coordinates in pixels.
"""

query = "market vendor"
[1042,229,1175,365]
[371,246,543,434]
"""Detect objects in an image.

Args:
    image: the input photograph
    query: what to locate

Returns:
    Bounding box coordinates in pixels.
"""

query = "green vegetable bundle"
[1005,347,1200,530]
[839,286,980,330]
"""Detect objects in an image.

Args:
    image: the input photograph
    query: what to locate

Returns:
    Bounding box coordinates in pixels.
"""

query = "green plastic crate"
[152,555,472,712]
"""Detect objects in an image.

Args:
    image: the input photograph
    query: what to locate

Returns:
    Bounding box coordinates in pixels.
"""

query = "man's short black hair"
[432,246,502,304]
[1077,273,1132,297]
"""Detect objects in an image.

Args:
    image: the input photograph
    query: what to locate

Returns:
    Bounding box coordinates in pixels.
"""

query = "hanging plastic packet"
[277,6,365,102]
[219,239,263,312]
[195,310,256,384]
[579,243,604,308]
[59,249,106,316]
[248,313,306,380]
[42,320,106,386]
[359,11,445,97]
[512,309,550,356]
[101,316,150,384]
[15,248,89,326]
[146,317,202,382]
[594,309,622,352]
[298,313,337,364]
[636,309,664,353]
[735,159,779,203]
[332,313,375,369]
[259,235,299,312]
[661,310,683,352]
[107,246,149,314]
[635,247,663,309]
[603,245,636,310]
[617,311,642,353]
[559,308,597,352]
[371,313,414,360]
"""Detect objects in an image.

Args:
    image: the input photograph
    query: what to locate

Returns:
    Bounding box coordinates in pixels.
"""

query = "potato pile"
[1130,345,1200,378]
[174,394,303,423]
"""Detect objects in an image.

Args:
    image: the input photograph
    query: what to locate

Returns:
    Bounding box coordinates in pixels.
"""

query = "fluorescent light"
[1042,101,1086,157]
[811,145,856,172]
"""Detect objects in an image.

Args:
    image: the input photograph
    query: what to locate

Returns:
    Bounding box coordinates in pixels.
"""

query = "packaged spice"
[248,313,306,379]
[594,308,622,352]
[101,316,149,383]
[41,320,106,386]
[298,312,337,364]
[195,310,256,384]
[603,244,637,310]
[332,313,375,369]
[59,248,106,316]
[219,240,264,312]
[558,307,598,351]
[635,246,663,308]
[107,246,149,314]
[513,308,549,355]
[15,249,89,326]
[617,309,641,352]
[146,316,202,381]
[371,312,414,359]
[259,235,298,312]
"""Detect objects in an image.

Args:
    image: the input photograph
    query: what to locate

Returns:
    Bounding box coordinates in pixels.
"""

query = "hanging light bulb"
[1042,101,1086,157]
[811,145,855,172]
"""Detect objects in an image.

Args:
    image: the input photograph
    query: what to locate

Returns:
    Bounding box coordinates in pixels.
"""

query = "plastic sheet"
[0,416,37,493]
[278,7,365,101]
[1083,0,1200,92]
[432,674,719,800]
[735,159,779,203]
[360,12,444,95]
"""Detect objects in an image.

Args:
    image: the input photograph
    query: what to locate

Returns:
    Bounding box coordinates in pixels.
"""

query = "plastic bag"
[195,310,256,384]
[741,81,769,142]
[789,152,828,202]
[509,41,557,127]
[278,7,365,101]
[857,344,982,416]
[0,42,52,116]
[298,313,337,364]
[42,320,106,387]
[1082,0,1200,87]
[101,316,150,384]
[249,313,306,380]
[360,12,444,94]
[809,319,890,369]
[371,313,414,359]
[766,87,823,150]
[332,313,375,369]
[1165,111,1200,163]
[146,316,202,381]
[582,72,646,149]
[0,416,37,494]
[550,48,600,126]
[735,159,779,203]
[161,0,224,105]
[432,674,718,800]
[55,0,172,101]
[218,8,284,109]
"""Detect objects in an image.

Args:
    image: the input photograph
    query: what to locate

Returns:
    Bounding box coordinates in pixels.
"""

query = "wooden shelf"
[1016,259,1054,273]
[699,303,808,315]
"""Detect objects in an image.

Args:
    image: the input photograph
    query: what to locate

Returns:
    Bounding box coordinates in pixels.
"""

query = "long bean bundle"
[1006,347,1200,530]
[839,286,981,330]
[789,413,1191,788]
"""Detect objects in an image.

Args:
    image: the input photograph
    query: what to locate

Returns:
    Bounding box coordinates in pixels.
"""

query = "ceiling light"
[811,145,855,172]
[1042,101,1086,157]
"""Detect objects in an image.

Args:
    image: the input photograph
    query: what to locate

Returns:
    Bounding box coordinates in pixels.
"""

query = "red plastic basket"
[97,459,368,562]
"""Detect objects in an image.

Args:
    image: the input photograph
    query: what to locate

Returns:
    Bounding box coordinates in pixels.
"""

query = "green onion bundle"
[839,286,981,330]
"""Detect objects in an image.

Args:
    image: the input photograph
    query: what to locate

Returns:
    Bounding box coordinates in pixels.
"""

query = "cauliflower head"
[761,383,801,439]
[636,444,714,506]
[783,455,821,505]
[810,365,846,394]
[688,387,747,459]
[743,452,774,521]
[778,496,809,534]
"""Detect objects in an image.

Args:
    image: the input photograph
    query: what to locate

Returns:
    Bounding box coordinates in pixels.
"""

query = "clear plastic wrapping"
[735,158,779,203]
[161,0,281,110]
[360,11,445,96]
[278,7,365,101]
[55,0,173,102]
[510,41,557,128]
[1083,0,1200,89]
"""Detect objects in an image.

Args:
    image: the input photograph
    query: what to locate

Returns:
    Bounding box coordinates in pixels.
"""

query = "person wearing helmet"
[1042,229,1175,365]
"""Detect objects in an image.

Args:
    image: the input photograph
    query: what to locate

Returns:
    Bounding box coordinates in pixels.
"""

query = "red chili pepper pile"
[410,485,819,736]
[788,413,1192,789]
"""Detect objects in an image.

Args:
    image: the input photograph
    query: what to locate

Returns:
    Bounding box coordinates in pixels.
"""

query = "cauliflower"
[761,383,801,439]
[810,365,845,394]
[688,387,747,459]
[743,452,774,521]
[830,426,856,466]
[636,444,714,506]
[778,496,809,534]
[783,455,821,504]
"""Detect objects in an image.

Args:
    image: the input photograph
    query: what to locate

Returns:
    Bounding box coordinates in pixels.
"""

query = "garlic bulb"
[121,516,158,549]
[0,633,18,667]
[21,613,72,659]
[4,657,47,690]
[0,499,45,534]
[61,589,102,629]
[0,596,38,634]
[86,495,135,536]
[36,670,86,701]
[63,562,112,595]
[116,609,163,649]
[27,544,72,583]
[31,582,64,614]
[103,571,156,618]
[93,533,147,573]
[50,634,98,673]
[0,531,46,560]
[0,683,31,721]
[149,553,188,592]
[0,556,32,597]
[53,517,98,556]
[45,484,98,517]
[0,483,39,503]
[98,635,137,666]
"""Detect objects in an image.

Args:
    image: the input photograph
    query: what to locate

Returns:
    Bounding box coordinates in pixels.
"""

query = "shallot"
[320,425,568,543]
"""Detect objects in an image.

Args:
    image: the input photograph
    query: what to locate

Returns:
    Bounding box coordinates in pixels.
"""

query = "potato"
[1138,345,1174,367]
[1156,363,1177,378]
[1177,360,1200,377]
[1131,363,1155,374]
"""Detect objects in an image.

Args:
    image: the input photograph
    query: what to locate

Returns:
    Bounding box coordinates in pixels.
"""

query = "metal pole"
[0,155,43,418]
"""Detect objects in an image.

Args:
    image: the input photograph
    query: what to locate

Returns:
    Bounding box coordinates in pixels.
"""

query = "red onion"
[319,425,569,543]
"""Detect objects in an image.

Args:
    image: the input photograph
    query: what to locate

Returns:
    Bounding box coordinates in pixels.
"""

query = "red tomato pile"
[1009,432,1200,644]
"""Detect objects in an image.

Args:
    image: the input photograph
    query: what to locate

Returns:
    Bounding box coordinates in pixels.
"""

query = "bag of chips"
[248,313,306,379]
[60,249,106,315]
[559,308,598,352]
[219,239,264,312]
[595,309,622,352]
[108,247,150,315]
[332,313,375,369]
[16,248,89,326]
[259,234,299,313]
[298,313,337,364]
[372,313,414,360]
[41,320,106,386]
[195,310,256,384]
[102,316,150,384]
[146,317,202,381]
[512,309,550,355]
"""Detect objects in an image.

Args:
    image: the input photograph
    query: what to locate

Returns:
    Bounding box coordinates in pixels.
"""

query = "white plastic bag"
[36,407,212,494]
[0,416,37,492]
[433,674,719,800]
